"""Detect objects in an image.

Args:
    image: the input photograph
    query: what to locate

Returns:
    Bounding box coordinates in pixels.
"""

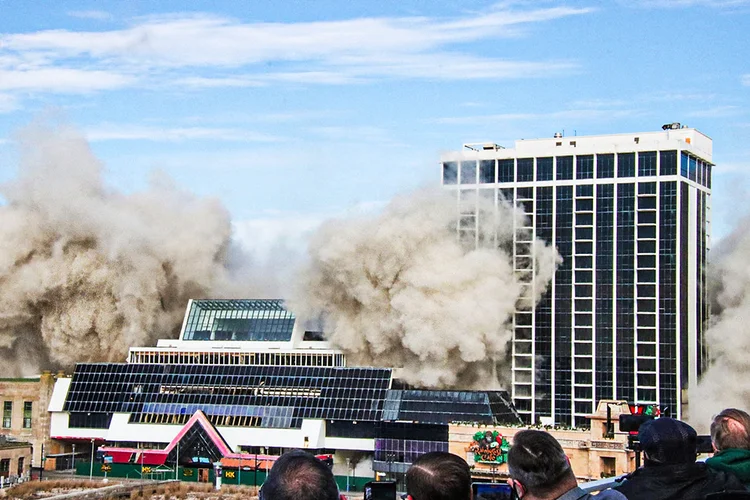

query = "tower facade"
[441,127,712,426]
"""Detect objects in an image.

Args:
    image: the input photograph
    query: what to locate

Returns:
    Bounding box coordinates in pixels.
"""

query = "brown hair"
[406,452,471,500]
[711,408,750,451]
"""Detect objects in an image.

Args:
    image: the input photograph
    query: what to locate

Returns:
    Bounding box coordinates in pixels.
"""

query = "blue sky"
[0,0,748,260]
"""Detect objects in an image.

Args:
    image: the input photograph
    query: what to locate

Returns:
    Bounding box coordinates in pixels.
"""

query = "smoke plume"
[689,219,750,428]
[0,122,246,376]
[291,189,559,389]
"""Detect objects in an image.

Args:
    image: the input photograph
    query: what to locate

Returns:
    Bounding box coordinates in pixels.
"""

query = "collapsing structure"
[442,126,713,426]
[48,299,520,487]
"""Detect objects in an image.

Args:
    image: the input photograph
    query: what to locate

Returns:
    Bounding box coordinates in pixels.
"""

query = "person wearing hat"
[506,429,627,499]
[615,417,744,500]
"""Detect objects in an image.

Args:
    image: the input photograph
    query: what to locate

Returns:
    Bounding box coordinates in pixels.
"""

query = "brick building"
[0,372,59,467]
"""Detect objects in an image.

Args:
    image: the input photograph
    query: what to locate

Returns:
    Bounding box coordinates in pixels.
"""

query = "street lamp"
[346,458,351,492]
[71,444,76,475]
[236,445,242,487]
[174,441,180,481]
[89,438,95,480]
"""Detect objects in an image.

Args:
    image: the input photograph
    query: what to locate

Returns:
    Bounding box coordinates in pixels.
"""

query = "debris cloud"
[291,189,559,389]
[0,121,245,376]
[690,220,750,429]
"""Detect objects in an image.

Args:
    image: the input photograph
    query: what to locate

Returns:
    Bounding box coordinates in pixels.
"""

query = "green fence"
[76,461,371,489]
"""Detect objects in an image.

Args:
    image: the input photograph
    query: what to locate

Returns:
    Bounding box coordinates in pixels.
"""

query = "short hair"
[711,408,750,451]
[260,450,339,500]
[406,451,471,500]
[507,430,573,496]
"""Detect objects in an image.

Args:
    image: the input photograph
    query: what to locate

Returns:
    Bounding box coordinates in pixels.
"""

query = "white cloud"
[742,74,750,86]
[67,10,114,21]
[0,68,133,93]
[0,5,591,95]
[85,124,283,143]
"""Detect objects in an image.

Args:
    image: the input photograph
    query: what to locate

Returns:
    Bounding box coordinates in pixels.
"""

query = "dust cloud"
[0,121,248,376]
[291,189,559,389]
[689,221,750,428]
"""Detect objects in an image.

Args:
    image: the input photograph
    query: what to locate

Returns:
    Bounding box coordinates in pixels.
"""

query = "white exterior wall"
[50,404,375,453]
[445,129,713,164]
[48,378,71,412]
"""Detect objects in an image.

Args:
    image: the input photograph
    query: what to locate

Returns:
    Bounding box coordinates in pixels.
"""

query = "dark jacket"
[707,449,750,486]
[615,462,745,500]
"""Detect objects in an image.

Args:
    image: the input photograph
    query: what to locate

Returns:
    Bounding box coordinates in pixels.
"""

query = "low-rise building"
[0,437,32,483]
[0,372,59,466]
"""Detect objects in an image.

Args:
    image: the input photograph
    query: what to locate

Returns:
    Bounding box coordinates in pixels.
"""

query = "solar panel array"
[382,389,521,425]
[65,363,392,428]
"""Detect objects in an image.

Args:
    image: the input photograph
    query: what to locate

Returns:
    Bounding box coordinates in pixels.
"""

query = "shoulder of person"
[592,489,628,499]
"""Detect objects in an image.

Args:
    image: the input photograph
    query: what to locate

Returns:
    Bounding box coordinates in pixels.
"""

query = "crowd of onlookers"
[256,408,750,500]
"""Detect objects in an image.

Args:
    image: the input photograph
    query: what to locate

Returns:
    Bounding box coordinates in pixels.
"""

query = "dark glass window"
[2,401,10,428]
[597,154,615,178]
[556,156,573,180]
[638,182,657,194]
[460,161,476,184]
[576,184,593,197]
[442,162,457,185]
[618,153,635,177]
[681,152,689,177]
[638,196,657,210]
[499,188,513,204]
[517,158,534,182]
[638,152,657,176]
[660,150,677,176]
[23,401,31,429]
[498,159,514,183]
[689,156,697,182]
[576,155,594,179]
[479,160,495,183]
[537,157,553,181]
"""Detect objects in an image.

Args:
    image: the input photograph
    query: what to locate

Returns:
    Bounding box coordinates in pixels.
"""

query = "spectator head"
[260,450,339,500]
[506,430,576,499]
[405,451,471,500]
[639,417,697,465]
[711,408,750,452]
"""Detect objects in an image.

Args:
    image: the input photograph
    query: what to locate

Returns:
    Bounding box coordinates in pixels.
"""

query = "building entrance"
[198,468,209,482]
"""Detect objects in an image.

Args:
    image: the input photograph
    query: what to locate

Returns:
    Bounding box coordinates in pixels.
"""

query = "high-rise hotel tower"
[440,125,712,426]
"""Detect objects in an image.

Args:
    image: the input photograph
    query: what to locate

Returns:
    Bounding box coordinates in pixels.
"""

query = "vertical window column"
[636,182,658,404]
[573,184,595,425]
[616,184,636,403]
[534,186,554,420]
[595,184,615,404]
[659,181,678,413]
[512,187,535,420]
[554,185,574,425]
